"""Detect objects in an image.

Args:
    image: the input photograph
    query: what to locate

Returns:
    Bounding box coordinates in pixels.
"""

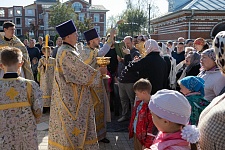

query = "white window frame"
[8,9,13,17]
[0,9,5,17]
[15,17,21,25]
[79,13,85,22]
[16,28,22,36]
[27,9,33,15]
[26,18,34,26]
[72,2,83,12]
[94,14,99,22]
[15,9,22,16]
[94,26,100,34]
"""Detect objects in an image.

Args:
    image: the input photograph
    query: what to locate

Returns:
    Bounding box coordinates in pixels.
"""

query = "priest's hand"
[109,28,116,40]
[106,28,115,45]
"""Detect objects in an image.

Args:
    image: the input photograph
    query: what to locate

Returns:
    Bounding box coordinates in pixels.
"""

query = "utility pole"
[148,3,151,33]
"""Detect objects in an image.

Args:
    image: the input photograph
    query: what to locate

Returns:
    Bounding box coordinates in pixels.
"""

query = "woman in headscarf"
[198,31,225,150]
[176,46,195,72]
[176,51,201,80]
[120,39,168,94]
[176,51,201,91]
[197,48,225,101]
[158,42,177,89]
[178,76,209,125]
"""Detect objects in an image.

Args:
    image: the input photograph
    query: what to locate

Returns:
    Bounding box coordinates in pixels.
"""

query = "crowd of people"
[0,19,225,150]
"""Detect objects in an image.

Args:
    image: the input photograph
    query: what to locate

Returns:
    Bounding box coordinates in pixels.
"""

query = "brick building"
[150,0,225,41]
[0,0,108,39]
[66,0,108,37]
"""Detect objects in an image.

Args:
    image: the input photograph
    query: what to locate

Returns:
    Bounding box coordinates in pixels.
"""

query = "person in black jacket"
[118,39,167,123]
[123,39,168,95]
[35,36,43,55]
[117,36,140,122]
[105,36,118,114]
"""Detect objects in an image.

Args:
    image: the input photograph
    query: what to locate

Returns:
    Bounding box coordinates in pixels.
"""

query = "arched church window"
[72,2,83,12]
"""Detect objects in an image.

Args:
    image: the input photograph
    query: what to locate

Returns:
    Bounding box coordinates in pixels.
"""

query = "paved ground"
[37,112,134,150]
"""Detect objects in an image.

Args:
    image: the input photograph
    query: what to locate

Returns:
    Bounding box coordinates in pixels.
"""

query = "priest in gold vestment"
[48,20,107,150]
[0,21,33,80]
[79,28,115,143]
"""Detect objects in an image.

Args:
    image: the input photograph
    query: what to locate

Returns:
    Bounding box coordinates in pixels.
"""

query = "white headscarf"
[145,39,161,54]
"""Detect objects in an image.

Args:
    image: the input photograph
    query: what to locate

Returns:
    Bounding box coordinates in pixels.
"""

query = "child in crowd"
[179,76,210,125]
[31,57,39,83]
[128,78,155,150]
[38,46,55,113]
[146,89,199,150]
[0,46,43,150]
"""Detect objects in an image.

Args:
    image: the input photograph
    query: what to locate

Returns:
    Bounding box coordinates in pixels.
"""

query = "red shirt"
[128,100,155,148]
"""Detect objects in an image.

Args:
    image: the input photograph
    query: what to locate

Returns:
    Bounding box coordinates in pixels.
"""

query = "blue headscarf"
[180,76,205,96]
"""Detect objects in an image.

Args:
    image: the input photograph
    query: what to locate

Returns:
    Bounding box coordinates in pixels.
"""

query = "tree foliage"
[107,15,118,29]
[118,8,147,37]
[107,0,162,38]
[49,2,94,39]
[76,17,94,34]
[49,2,77,27]
[130,0,161,18]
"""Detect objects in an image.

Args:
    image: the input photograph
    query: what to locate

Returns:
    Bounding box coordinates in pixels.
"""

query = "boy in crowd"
[128,78,155,150]
[38,46,55,113]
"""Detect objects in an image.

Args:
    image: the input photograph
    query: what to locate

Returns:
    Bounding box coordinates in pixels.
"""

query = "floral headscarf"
[201,48,216,61]
[213,31,225,74]
[145,39,161,54]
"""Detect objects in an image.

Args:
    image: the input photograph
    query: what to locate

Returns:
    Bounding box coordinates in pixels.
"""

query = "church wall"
[151,11,225,42]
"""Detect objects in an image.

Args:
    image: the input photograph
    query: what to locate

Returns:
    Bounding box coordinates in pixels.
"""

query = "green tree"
[118,8,147,37]
[49,2,77,27]
[49,2,94,39]
[107,15,118,29]
[75,17,94,39]
[76,17,93,34]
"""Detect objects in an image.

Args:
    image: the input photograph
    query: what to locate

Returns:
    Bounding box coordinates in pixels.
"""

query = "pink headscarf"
[145,39,161,54]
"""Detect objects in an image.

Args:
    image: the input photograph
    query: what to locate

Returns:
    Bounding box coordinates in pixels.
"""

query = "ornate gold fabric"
[48,44,102,149]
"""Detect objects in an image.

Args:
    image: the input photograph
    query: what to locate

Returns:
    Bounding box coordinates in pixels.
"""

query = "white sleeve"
[98,43,111,56]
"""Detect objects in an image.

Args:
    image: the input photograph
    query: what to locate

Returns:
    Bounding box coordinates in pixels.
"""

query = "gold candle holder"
[96,57,111,77]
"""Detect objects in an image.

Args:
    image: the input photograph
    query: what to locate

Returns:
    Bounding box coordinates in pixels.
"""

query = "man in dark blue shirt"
[27,39,41,62]
[172,42,185,64]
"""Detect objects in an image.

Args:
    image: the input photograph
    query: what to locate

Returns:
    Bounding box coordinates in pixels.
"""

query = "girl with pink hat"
[145,89,199,150]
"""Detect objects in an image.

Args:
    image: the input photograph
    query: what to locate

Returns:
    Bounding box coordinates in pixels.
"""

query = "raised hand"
[122,46,130,54]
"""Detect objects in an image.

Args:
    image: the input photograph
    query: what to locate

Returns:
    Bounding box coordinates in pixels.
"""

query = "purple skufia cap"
[149,89,191,125]
[83,28,99,42]
[55,20,77,38]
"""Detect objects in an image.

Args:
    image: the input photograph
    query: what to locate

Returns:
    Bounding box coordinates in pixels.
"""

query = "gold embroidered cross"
[6,87,19,100]
[72,127,81,136]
